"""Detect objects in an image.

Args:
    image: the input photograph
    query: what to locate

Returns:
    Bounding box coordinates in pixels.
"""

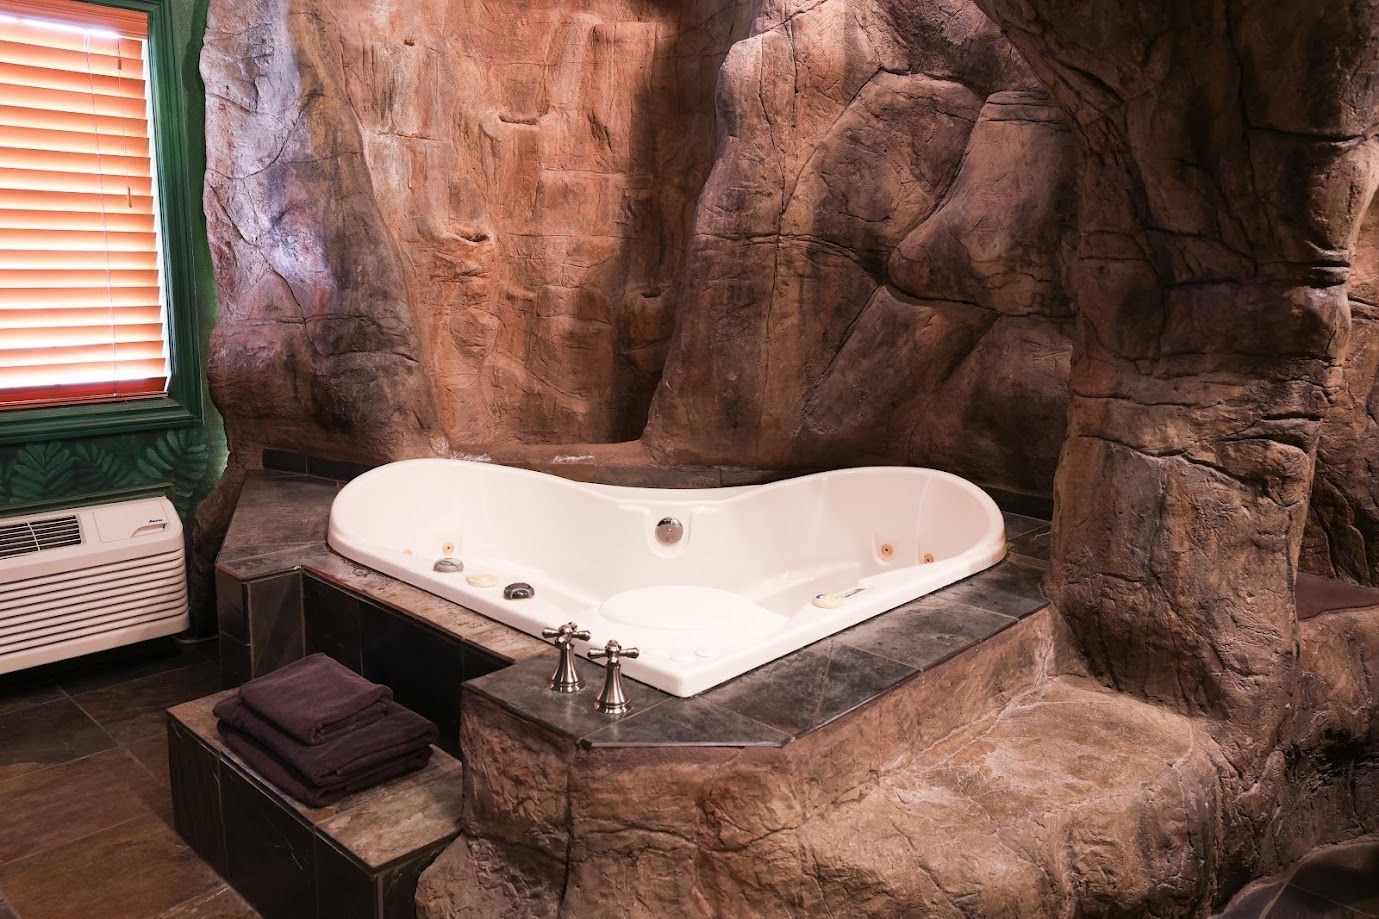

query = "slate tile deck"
[465,553,1051,748]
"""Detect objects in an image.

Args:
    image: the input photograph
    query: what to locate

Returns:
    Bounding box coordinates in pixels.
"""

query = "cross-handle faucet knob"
[542,622,591,693]
[588,640,639,715]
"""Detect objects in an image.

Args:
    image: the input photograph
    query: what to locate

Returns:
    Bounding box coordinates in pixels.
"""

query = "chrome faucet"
[541,622,590,693]
[589,639,640,714]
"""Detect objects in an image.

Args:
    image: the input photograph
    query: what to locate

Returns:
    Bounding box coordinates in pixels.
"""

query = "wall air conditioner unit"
[0,497,188,675]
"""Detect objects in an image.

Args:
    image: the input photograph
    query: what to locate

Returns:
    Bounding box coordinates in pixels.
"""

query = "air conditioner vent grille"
[0,516,82,560]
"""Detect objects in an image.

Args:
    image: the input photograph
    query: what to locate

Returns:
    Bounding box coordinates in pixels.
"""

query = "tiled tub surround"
[327,460,1010,696]
[205,469,1048,915]
[216,471,549,753]
[216,470,1050,754]
[169,691,462,919]
[418,608,1094,916]
[468,552,1046,749]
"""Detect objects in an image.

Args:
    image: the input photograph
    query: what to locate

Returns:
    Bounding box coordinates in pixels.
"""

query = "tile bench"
[168,691,462,919]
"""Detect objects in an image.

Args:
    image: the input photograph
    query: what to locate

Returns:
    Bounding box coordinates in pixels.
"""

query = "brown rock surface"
[201,0,439,462]
[202,0,1379,583]
[203,0,755,461]
[970,0,1379,755]
[794,88,1078,489]
[202,0,1086,499]
[640,3,1079,486]
[416,605,1379,916]
[1305,202,1379,585]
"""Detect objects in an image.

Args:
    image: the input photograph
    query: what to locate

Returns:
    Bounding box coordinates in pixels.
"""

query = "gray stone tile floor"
[0,638,259,919]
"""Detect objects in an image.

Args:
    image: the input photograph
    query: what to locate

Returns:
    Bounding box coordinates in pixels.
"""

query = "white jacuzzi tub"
[327,460,1006,696]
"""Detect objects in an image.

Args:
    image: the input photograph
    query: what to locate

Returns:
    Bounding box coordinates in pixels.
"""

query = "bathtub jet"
[327,460,1007,697]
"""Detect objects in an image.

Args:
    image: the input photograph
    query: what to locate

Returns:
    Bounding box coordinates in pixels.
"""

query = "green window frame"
[0,0,203,446]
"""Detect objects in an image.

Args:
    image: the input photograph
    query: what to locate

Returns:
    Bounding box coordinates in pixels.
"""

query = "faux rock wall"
[1305,202,1379,584]
[202,0,438,460]
[203,0,1379,585]
[972,0,1379,752]
[343,1,757,445]
[201,0,1081,496]
[641,0,1077,494]
[202,0,754,461]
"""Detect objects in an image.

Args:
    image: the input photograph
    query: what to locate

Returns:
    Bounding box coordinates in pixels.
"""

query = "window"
[0,0,200,442]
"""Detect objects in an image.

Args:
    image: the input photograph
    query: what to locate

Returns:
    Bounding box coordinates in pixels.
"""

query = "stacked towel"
[214,653,437,807]
[237,654,393,743]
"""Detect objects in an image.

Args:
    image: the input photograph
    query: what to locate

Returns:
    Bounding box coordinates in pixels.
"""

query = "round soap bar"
[812,593,845,610]
[466,574,498,588]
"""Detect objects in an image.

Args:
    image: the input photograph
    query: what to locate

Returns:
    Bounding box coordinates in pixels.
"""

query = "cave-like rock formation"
[202,0,438,459]
[202,0,1379,587]
[973,0,1379,756]
[202,0,755,460]
[202,0,1083,495]
[640,0,1077,494]
[198,0,1379,911]
[1306,200,1379,584]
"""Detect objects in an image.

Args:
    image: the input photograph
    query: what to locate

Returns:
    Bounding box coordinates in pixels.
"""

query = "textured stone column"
[971,0,1379,752]
[1305,204,1379,585]
[201,0,438,460]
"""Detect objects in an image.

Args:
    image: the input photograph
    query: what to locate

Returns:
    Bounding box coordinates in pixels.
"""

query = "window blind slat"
[0,37,144,79]
[0,1,167,408]
[0,145,151,179]
[0,187,153,213]
[0,267,159,288]
[0,360,167,388]
[0,250,159,271]
[0,103,147,137]
[0,165,153,195]
[0,59,143,100]
[2,323,164,348]
[0,227,157,250]
[0,82,146,118]
[0,124,149,158]
[0,285,160,306]
[0,306,164,327]
[1,341,166,366]
[0,208,155,232]
[0,378,166,409]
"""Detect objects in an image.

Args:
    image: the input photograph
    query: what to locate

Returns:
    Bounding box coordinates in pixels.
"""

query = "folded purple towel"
[219,722,432,808]
[238,653,392,745]
[213,694,437,786]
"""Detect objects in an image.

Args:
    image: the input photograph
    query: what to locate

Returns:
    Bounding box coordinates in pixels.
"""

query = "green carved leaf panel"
[0,426,220,523]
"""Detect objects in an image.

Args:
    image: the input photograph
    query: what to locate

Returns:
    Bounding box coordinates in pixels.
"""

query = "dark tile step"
[169,692,463,919]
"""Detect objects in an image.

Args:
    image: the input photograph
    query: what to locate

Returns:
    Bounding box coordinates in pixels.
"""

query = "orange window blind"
[0,0,170,410]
